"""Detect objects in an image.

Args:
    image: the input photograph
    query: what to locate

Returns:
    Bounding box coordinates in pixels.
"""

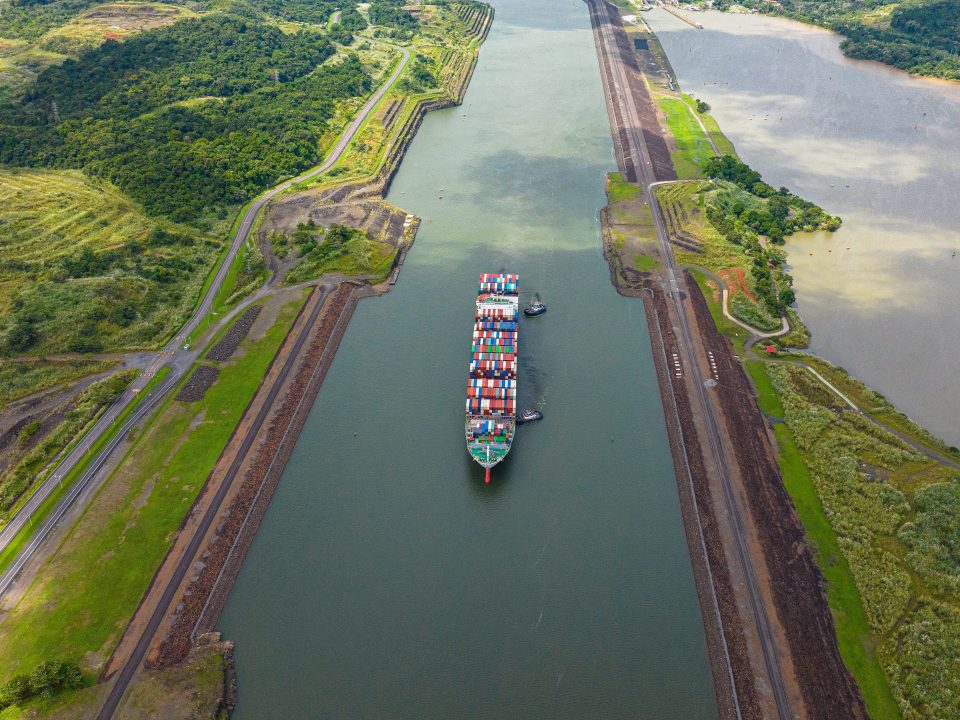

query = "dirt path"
[588,2,875,718]
[0,45,412,603]
[686,275,869,719]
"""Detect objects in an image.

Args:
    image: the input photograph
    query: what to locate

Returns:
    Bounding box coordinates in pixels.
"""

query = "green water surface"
[219,1,717,717]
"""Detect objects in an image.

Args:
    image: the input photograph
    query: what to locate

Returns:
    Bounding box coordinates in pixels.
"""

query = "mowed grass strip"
[771,422,902,720]
[0,295,305,682]
[607,172,641,202]
[679,93,737,157]
[744,359,785,417]
[657,96,715,179]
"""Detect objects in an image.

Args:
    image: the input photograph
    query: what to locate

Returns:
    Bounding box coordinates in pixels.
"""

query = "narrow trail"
[588,2,793,717]
[770,360,960,471]
[682,98,721,156]
[0,46,412,600]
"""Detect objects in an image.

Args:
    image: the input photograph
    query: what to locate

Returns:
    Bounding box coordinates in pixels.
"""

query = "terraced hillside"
[0,168,217,358]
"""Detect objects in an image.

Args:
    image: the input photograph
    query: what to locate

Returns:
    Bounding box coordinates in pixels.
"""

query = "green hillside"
[759,0,960,80]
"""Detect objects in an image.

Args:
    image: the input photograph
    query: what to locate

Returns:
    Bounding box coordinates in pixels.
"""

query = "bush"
[0,660,83,709]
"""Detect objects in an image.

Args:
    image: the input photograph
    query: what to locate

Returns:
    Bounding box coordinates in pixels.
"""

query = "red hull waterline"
[485,467,491,484]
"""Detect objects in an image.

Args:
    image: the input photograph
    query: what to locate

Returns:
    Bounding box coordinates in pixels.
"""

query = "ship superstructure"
[465,273,519,483]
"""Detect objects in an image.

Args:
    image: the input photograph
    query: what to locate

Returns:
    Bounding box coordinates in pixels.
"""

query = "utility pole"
[51,100,61,124]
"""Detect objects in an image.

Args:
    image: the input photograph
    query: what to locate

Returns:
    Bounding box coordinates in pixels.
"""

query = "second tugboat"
[466,273,519,483]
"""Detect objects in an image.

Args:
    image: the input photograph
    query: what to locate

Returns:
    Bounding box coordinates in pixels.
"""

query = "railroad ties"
[707,350,719,381]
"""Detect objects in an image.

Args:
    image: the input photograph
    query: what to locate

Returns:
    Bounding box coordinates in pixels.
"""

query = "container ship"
[466,273,519,483]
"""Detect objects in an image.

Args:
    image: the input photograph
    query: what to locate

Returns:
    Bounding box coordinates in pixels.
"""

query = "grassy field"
[744,359,784,416]
[0,357,116,407]
[0,168,219,359]
[760,360,960,719]
[0,294,305,686]
[608,172,641,202]
[679,93,737,157]
[657,96,714,179]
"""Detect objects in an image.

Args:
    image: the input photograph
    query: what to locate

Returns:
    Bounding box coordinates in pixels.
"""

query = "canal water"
[218,0,717,717]
[646,9,960,446]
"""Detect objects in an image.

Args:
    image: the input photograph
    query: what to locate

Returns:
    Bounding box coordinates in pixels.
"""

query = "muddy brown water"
[218,1,717,717]
[646,9,960,446]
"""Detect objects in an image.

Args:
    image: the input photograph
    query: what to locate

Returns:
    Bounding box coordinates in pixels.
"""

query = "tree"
[5,317,38,352]
[695,98,710,113]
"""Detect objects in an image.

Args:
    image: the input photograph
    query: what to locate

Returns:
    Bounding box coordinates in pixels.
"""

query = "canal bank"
[645,9,960,447]
[217,0,717,718]
[606,8,960,720]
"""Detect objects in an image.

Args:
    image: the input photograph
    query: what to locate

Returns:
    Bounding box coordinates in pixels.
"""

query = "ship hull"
[465,274,519,474]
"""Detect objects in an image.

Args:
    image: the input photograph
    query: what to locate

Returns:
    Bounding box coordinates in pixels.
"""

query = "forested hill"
[0,11,371,222]
[0,0,343,38]
[769,0,960,80]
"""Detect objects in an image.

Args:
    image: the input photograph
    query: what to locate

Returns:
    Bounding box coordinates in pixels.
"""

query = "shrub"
[0,660,83,709]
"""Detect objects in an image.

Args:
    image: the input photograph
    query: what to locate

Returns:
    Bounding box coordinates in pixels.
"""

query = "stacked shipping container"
[465,274,519,454]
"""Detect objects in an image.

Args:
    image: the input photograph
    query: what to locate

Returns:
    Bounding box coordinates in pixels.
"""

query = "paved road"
[0,44,411,600]
[95,284,335,720]
[589,2,792,718]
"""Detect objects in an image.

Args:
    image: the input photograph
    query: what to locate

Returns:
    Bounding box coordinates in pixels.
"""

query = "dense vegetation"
[0,660,83,710]
[0,168,222,357]
[704,155,841,242]
[369,0,419,31]
[688,155,840,321]
[0,14,372,223]
[743,0,960,80]
[764,361,960,719]
[0,369,136,515]
[276,220,396,284]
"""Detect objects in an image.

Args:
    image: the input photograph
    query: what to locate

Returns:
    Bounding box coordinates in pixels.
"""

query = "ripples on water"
[648,9,960,444]
[218,1,718,718]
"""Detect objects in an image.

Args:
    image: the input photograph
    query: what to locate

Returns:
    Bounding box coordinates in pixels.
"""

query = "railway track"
[587,2,794,717]
[95,285,335,720]
[0,46,411,601]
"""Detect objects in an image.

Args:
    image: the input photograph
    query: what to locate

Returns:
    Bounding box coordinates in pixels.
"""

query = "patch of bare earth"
[685,271,868,719]
[78,3,189,33]
[174,367,219,403]
[205,306,261,362]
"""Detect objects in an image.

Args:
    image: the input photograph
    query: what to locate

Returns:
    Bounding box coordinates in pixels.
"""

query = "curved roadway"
[589,2,792,718]
[0,45,411,599]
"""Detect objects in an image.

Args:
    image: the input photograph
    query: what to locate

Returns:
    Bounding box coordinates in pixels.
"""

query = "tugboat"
[523,297,547,317]
[516,409,543,425]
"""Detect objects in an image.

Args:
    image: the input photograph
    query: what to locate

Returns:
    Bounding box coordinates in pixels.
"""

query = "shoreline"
[602,4,960,719]
[589,2,870,717]
[94,8,494,717]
